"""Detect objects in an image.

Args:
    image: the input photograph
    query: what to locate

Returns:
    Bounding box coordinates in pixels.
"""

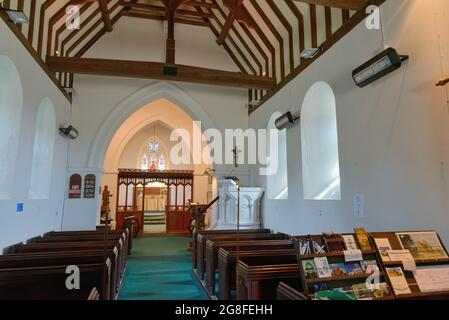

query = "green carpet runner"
[118,237,207,300]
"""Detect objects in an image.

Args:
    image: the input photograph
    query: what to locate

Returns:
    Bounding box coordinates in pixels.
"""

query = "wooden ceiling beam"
[55,2,95,59]
[46,56,276,89]
[184,1,218,9]
[266,0,294,72]
[37,0,57,57]
[210,0,261,75]
[123,11,209,27]
[207,5,256,75]
[294,0,367,11]
[120,2,213,18]
[286,0,305,61]
[195,2,248,74]
[99,0,113,32]
[217,0,256,45]
[249,0,285,79]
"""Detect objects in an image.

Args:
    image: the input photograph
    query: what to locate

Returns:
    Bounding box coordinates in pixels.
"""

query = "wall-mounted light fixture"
[59,124,79,140]
[352,47,409,88]
[275,111,299,130]
[300,48,322,59]
[63,86,76,95]
[248,100,262,109]
[0,4,29,24]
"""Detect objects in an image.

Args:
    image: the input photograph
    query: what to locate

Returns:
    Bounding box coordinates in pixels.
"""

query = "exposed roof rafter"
[2,0,376,108]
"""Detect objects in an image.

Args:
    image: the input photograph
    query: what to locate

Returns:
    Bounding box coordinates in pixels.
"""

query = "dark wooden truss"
[0,0,386,112]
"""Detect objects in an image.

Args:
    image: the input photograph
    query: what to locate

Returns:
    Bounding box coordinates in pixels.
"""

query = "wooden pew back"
[196,233,290,279]
[0,250,118,299]
[217,248,296,300]
[0,262,111,300]
[192,229,271,268]
[237,255,300,300]
[204,239,294,294]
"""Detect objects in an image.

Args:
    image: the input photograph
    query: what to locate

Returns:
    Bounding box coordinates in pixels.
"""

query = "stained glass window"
[159,155,166,171]
[141,154,149,170]
[141,139,166,171]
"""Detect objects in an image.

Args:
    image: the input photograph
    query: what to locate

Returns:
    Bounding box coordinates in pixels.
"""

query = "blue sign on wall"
[16,202,24,213]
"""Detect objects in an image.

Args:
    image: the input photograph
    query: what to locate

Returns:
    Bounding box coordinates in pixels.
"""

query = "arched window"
[29,98,56,199]
[140,139,167,171]
[301,81,341,200]
[0,55,23,200]
[266,111,288,200]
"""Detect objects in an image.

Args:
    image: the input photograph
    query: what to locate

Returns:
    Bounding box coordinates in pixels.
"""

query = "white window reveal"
[29,98,56,199]
[0,55,23,200]
[266,111,288,200]
[301,81,341,200]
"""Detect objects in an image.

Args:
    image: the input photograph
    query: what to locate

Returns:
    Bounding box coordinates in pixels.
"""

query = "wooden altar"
[116,169,194,236]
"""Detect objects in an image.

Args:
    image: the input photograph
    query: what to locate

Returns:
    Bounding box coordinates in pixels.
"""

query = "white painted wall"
[63,17,250,230]
[250,0,449,244]
[0,19,71,251]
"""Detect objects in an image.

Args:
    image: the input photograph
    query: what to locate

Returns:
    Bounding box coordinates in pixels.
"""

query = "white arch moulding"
[87,81,218,170]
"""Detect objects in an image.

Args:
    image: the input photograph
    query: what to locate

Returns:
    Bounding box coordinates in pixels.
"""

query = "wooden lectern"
[187,197,219,250]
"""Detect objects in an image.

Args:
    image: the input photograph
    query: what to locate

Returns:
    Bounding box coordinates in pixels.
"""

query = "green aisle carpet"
[118,237,208,300]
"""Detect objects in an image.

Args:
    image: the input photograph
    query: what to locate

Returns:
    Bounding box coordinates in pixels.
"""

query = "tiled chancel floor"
[118,236,207,300]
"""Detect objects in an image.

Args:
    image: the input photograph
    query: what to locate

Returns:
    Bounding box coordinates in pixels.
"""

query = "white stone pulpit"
[211,180,264,230]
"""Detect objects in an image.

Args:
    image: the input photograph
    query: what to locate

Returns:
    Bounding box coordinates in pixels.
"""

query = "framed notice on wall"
[84,174,96,199]
[69,174,82,199]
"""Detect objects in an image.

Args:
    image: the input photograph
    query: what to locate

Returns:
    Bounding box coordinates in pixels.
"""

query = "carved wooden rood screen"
[116,169,194,236]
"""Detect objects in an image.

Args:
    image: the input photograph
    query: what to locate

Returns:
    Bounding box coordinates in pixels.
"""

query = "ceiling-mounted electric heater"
[352,47,409,88]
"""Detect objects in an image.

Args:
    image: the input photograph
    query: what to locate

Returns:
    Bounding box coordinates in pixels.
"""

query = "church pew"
[47,226,133,255]
[276,282,307,300]
[44,229,131,265]
[46,228,131,255]
[196,233,290,280]
[205,239,294,296]
[236,255,300,300]
[45,230,129,264]
[217,248,295,300]
[0,262,111,300]
[2,241,125,287]
[123,215,135,254]
[192,229,271,269]
[25,234,127,278]
[0,250,119,300]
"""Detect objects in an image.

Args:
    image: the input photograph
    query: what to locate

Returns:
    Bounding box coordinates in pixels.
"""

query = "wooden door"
[166,184,190,235]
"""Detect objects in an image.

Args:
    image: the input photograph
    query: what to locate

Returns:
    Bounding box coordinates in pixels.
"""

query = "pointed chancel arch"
[99,87,216,225]
[88,82,217,170]
[266,111,288,200]
[29,98,56,199]
[301,81,341,200]
[0,55,23,200]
